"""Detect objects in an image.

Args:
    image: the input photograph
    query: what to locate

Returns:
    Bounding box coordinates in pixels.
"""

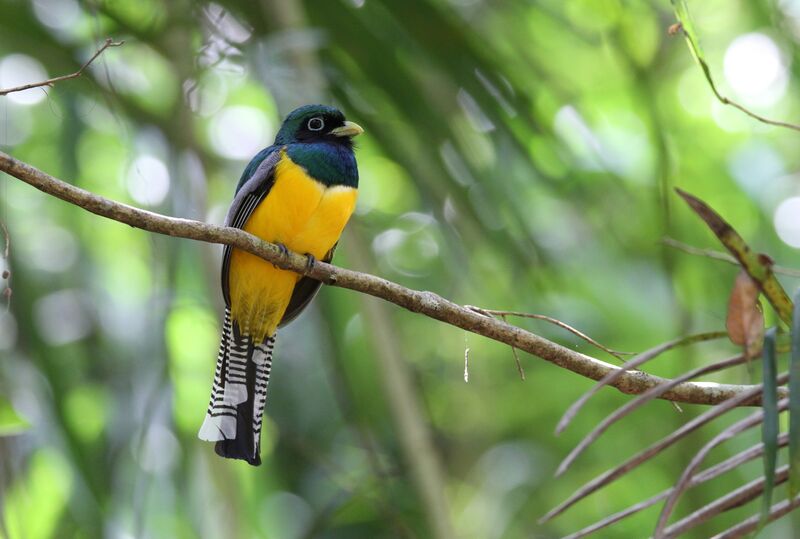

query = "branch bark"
[0,150,780,406]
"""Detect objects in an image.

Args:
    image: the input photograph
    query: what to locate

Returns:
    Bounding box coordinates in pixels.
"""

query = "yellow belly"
[228,151,358,341]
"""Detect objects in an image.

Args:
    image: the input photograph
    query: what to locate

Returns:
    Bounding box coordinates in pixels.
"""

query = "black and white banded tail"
[198,308,274,465]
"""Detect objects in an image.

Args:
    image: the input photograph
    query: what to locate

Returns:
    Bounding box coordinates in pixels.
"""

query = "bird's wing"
[278,242,338,327]
[221,148,282,306]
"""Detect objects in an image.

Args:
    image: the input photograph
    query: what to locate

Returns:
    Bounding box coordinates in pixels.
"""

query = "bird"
[198,104,363,465]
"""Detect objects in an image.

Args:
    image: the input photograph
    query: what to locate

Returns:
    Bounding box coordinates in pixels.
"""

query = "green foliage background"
[0,0,799,537]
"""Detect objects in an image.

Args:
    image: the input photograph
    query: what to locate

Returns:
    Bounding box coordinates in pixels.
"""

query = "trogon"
[198,104,363,465]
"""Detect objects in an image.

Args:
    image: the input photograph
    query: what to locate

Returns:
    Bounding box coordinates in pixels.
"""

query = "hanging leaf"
[676,188,793,326]
[0,395,29,436]
[760,328,779,531]
[726,269,765,358]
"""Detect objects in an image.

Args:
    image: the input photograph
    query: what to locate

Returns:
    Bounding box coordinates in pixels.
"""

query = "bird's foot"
[272,243,289,268]
[304,253,317,272]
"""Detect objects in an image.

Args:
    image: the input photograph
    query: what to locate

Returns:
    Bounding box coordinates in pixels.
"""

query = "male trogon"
[198,104,363,465]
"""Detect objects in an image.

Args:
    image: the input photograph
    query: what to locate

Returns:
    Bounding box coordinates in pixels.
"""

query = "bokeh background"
[1,0,799,537]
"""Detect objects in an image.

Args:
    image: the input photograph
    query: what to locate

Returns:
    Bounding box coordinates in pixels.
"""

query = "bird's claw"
[304,253,317,272]
[272,243,289,268]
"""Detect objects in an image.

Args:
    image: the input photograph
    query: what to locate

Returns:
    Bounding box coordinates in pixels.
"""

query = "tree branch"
[0,38,123,96]
[0,150,780,406]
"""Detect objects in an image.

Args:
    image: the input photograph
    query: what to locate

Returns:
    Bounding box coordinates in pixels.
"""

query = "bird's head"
[274,104,364,147]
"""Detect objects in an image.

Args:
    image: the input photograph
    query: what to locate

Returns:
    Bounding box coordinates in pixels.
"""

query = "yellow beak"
[331,121,364,138]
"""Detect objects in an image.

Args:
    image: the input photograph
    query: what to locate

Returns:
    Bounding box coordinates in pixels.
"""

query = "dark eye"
[307,117,324,131]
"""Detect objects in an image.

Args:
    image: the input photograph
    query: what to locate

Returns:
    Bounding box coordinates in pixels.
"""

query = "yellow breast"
[228,151,358,342]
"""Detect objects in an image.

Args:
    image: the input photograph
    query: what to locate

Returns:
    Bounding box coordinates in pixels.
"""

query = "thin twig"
[467,306,633,360]
[673,8,800,132]
[564,434,789,539]
[557,331,727,435]
[0,38,124,96]
[499,314,526,380]
[0,150,781,407]
[555,353,750,477]
[662,237,800,278]
[541,374,788,523]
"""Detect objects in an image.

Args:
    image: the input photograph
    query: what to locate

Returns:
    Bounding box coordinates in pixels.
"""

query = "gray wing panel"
[221,149,282,306]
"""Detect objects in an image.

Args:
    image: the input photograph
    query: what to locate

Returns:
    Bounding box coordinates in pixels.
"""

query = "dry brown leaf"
[726,269,764,354]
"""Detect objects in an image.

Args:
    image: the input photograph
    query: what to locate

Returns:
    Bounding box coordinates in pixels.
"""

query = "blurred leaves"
[4,450,72,539]
[0,395,29,436]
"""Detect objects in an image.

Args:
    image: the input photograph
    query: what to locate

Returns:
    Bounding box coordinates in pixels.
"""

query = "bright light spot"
[371,213,440,276]
[779,0,800,40]
[727,141,785,199]
[343,313,363,344]
[774,197,800,248]
[0,105,33,146]
[443,197,458,223]
[28,226,79,273]
[32,0,81,30]
[209,106,273,160]
[457,89,494,133]
[0,55,48,105]
[34,290,92,345]
[710,98,754,133]
[204,3,252,43]
[723,33,788,106]
[126,155,170,206]
[103,52,150,94]
[553,105,603,171]
[260,492,312,538]
[595,112,652,181]
[184,74,227,117]
[677,68,711,117]
[136,424,180,475]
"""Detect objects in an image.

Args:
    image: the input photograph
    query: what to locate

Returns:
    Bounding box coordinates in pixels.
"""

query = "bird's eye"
[307,117,325,131]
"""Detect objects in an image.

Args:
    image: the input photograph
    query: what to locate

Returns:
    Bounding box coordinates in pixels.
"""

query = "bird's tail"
[198,307,274,466]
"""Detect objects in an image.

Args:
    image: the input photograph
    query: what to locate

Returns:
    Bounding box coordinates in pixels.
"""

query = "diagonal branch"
[0,38,124,96]
[556,331,727,435]
[0,150,781,407]
[555,353,749,477]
